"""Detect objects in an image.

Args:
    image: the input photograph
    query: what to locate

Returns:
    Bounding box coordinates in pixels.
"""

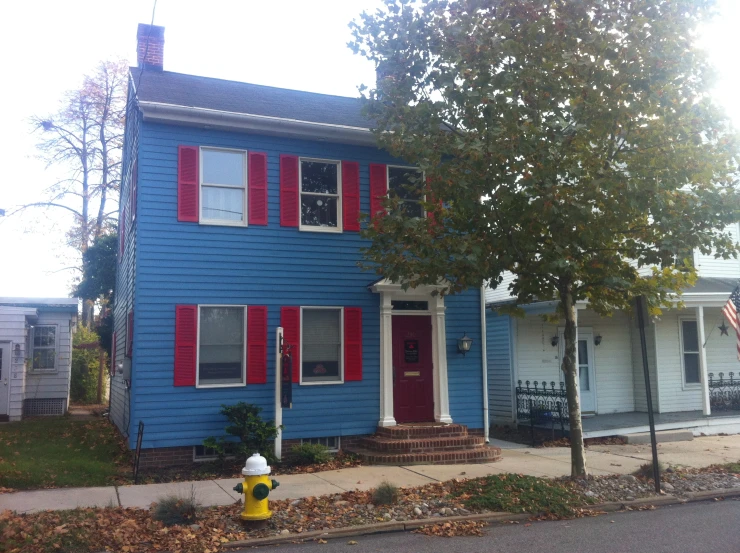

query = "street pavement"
[245,498,740,553]
[1,434,739,514]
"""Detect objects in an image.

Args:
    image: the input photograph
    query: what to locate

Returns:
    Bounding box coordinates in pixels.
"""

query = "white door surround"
[559,327,597,414]
[370,279,452,427]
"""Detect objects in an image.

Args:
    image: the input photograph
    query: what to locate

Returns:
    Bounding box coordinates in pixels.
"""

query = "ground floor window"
[32,325,57,370]
[198,306,246,386]
[680,319,701,384]
[301,307,342,383]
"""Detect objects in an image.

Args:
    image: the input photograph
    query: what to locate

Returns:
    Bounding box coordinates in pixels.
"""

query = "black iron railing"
[708,372,740,412]
[515,380,569,445]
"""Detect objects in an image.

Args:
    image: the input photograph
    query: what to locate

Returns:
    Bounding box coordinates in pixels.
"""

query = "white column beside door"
[697,305,711,416]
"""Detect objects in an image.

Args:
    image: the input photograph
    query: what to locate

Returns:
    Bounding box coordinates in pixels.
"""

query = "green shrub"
[203,402,282,464]
[372,480,399,505]
[152,487,199,526]
[70,326,106,404]
[290,443,331,465]
[634,461,667,480]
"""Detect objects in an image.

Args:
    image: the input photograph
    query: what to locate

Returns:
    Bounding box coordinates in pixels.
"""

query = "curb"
[223,487,740,549]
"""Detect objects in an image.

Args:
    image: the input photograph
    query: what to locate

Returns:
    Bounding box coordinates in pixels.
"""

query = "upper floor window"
[300,159,341,231]
[680,319,701,385]
[198,306,246,386]
[388,166,424,218]
[201,148,247,225]
[32,325,57,371]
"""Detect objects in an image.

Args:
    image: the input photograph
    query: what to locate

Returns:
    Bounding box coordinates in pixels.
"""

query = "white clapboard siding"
[0,307,33,420]
[24,312,75,407]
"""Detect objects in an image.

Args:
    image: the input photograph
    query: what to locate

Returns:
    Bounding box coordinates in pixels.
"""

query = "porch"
[580,409,740,439]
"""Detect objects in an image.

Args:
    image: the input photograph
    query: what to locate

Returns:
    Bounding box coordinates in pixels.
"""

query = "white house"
[0,298,79,421]
[485,223,740,438]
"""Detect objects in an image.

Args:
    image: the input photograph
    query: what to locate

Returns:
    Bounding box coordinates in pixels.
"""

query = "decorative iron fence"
[708,372,740,412]
[515,380,569,445]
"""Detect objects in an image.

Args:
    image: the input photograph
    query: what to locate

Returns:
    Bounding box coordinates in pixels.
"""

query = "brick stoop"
[346,423,501,465]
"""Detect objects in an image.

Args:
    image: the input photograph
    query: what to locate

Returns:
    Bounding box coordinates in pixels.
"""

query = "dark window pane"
[199,307,243,385]
[682,321,698,352]
[33,349,55,370]
[303,309,341,382]
[389,167,423,200]
[578,339,589,364]
[202,150,244,186]
[400,200,424,218]
[301,161,338,194]
[392,301,429,311]
[684,353,700,384]
[301,195,338,227]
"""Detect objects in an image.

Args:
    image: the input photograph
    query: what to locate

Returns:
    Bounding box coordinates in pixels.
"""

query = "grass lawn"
[0,417,130,490]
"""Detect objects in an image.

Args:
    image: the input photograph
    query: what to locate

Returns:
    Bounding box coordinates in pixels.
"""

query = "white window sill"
[196,382,247,389]
[28,369,58,375]
[300,380,344,386]
[199,220,248,228]
[299,226,343,233]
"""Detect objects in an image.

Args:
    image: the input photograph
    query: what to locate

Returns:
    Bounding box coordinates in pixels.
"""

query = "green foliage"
[152,487,199,526]
[70,326,104,404]
[634,461,668,480]
[449,474,588,518]
[371,480,399,505]
[74,232,118,303]
[204,403,281,464]
[290,443,331,466]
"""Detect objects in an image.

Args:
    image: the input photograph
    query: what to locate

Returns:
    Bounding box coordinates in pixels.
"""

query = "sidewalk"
[3,435,739,514]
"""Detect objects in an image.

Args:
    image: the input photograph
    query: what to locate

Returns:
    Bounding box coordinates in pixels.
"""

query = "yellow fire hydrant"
[233,453,280,521]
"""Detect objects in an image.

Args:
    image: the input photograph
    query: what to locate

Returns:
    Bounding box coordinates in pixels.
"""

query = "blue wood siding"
[486,311,514,423]
[127,121,484,450]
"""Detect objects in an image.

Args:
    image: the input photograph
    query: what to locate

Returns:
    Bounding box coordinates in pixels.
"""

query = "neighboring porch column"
[696,305,711,416]
[378,294,396,427]
[431,295,453,424]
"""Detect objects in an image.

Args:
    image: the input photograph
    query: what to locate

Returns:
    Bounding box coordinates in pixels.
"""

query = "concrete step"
[619,430,694,444]
[358,435,486,453]
[347,445,502,466]
[375,424,469,440]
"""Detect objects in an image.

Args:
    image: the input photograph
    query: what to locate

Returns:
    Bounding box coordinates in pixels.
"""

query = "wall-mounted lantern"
[551,336,559,347]
[594,335,603,346]
[457,332,473,356]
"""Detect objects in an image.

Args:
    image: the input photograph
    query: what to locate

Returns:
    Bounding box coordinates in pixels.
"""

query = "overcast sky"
[0,0,738,299]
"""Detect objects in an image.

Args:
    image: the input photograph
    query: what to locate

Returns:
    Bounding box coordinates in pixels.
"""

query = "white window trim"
[298,157,343,233]
[199,146,249,227]
[196,304,248,388]
[30,324,58,373]
[300,436,341,452]
[299,306,344,385]
[387,164,426,218]
[679,317,702,388]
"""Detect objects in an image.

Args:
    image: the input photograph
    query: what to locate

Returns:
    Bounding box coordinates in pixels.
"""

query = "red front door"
[392,315,434,423]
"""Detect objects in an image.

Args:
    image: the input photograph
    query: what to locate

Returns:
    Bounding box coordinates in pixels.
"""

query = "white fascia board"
[138,101,378,146]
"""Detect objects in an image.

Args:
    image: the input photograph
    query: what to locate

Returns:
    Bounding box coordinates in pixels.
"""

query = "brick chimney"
[137,23,165,71]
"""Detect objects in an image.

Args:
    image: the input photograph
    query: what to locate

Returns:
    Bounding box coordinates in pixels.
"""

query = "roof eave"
[138,101,378,146]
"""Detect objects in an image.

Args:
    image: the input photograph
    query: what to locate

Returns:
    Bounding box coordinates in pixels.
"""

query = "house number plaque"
[404,340,419,363]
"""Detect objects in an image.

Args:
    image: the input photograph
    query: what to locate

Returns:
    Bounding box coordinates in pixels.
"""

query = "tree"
[350,0,740,477]
[74,232,118,306]
[13,60,127,323]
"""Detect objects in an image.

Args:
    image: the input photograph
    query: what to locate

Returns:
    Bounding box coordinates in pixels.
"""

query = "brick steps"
[346,423,502,466]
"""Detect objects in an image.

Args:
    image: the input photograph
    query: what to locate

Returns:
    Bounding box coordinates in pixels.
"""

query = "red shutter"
[111,331,117,374]
[281,306,300,383]
[248,152,268,225]
[342,161,360,231]
[247,306,268,384]
[174,305,198,386]
[344,307,363,381]
[369,164,387,217]
[131,158,138,221]
[178,145,199,222]
[119,206,126,260]
[280,155,299,227]
[126,310,134,358]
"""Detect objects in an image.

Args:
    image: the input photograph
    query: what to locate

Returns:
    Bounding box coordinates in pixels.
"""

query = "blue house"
[111,24,499,468]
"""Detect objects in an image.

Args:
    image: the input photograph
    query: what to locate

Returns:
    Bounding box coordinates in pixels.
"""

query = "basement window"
[300,436,340,452]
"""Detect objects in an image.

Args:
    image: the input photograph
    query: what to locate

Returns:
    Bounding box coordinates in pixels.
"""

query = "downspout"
[480,286,490,442]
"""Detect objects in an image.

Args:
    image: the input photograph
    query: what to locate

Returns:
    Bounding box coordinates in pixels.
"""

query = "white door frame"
[0,342,11,416]
[558,327,597,414]
[370,279,452,427]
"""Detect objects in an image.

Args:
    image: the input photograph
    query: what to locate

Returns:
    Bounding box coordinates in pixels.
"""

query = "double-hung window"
[300,159,341,231]
[32,325,57,371]
[198,306,246,386]
[200,148,248,225]
[388,166,424,218]
[301,307,343,383]
[680,319,701,385]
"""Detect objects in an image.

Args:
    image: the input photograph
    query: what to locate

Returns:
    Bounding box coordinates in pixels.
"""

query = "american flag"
[722,285,740,360]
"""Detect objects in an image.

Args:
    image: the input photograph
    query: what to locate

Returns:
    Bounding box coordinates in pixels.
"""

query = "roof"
[684,277,738,295]
[131,68,371,130]
[0,297,79,312]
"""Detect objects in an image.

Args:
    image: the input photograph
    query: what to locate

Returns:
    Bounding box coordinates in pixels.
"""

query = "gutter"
[480,286,490,442]
[138,101,378,146]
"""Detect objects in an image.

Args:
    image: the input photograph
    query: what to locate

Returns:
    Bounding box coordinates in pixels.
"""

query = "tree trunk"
[561,285,587,478]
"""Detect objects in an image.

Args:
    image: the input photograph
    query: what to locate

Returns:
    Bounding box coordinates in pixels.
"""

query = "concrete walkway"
[2,435,739,514]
